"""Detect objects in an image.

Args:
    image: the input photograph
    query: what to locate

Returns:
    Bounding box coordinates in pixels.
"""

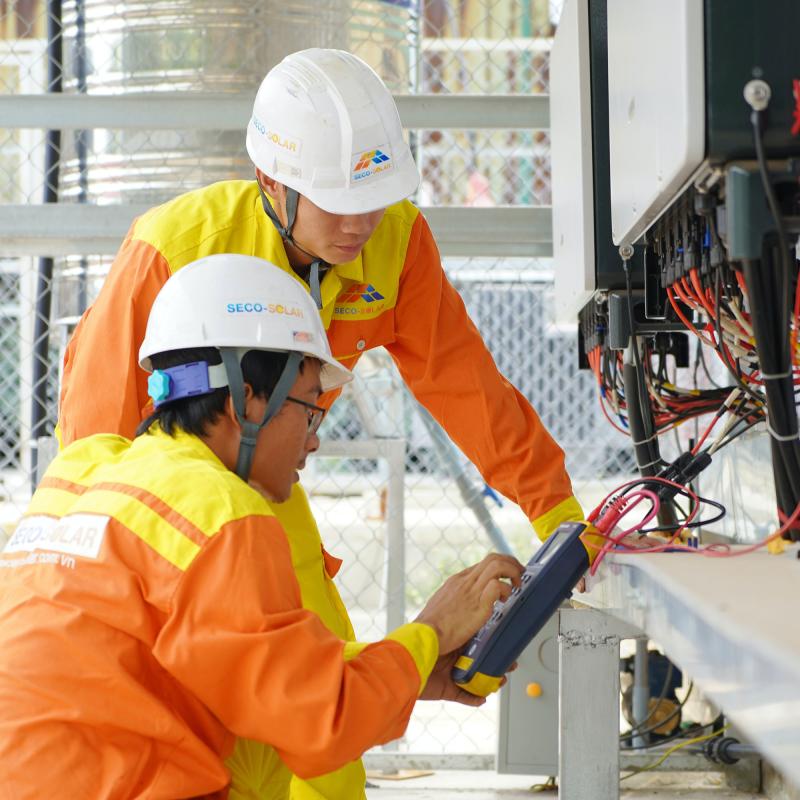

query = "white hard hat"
[139,254,351,393]
[246,48,420,214]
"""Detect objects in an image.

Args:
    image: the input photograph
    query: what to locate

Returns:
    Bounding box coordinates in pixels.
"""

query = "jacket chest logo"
[334,284,386,317]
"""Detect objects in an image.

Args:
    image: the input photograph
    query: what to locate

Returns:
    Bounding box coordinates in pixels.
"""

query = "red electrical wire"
[581,477,800,573]
[690,412,721,455]
[668,286,714,347]
[689,268,717,320]
[587,347,630,436]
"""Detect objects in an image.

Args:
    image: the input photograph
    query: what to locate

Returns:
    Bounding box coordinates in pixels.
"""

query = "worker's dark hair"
[136,346,300,439]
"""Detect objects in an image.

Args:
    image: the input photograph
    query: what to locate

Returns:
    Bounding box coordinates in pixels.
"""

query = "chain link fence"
[1,0,634,760]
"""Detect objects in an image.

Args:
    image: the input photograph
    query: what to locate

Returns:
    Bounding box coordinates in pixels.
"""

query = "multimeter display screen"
[536,532,570,565]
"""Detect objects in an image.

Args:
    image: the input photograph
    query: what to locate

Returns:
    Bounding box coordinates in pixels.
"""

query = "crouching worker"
[0,255,523,800]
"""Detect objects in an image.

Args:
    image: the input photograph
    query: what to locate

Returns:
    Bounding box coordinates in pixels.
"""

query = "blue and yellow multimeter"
[451,521,590,696]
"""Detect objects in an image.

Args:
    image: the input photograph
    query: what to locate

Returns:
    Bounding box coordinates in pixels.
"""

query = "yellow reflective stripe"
[531,495,584,542]
[578,524,605,566]
[26,487,81,518]
[110,429,272,542]
[53,422,64,450]
[344,624,438,694]
[289,761,367,800]
[385,622,439,695]
[74,489,199,570]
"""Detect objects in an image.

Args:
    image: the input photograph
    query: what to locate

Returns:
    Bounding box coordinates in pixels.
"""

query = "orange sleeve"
[153,515,430,780]
[386,213,574,525]
[59,232,172,445]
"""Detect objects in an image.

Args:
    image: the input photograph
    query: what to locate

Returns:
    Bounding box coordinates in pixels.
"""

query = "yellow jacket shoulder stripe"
[35,428,276,571]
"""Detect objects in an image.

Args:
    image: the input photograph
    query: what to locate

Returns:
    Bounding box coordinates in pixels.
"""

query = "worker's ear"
[255,169,283,203]
[243,383,270,426]
[224,384,258,428]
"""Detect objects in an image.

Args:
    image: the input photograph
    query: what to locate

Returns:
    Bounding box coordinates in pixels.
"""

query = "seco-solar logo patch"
[351,147,393,183]
[334,284,386,317]
[338,284,384,304]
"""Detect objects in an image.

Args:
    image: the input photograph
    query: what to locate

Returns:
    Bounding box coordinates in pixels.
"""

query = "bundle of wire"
[660,107,800,534]
[585,341,764,439]
[666,263,800,389]
[583,474,800,575]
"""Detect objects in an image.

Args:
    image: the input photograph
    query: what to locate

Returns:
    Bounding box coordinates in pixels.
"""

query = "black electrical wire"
[743,257,800,515]
[694,340,724,389]
[696,390,766,458]
[611,478,725,532]
[623,719,723,754]
[638,502,727,534]
[745,104,800,536]
[624,258,658,452]
[708,412,766,453]
[751,107,793,350]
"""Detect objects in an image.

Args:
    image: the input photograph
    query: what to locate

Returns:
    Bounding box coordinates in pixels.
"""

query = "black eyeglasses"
[286,396,327,435]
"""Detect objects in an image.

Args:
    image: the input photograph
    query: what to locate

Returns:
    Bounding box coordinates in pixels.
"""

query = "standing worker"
[57,49,588,797]
[0,256,523,799]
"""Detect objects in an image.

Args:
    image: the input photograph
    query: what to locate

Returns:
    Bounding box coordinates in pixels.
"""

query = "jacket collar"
[253,187,365,327]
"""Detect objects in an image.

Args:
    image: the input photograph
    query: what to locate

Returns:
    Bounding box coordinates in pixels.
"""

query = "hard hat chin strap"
[220,348,303,483]
[257,181,326,309]
[307,260,324,310]
[257,180,299,241]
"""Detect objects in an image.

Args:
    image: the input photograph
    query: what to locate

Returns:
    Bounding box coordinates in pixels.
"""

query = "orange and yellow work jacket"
[56,180,583,796]
[0,427,439,800]
[59,180,582,539]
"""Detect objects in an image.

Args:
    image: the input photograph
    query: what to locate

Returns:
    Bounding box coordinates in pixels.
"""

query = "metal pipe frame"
[0,93,552,257]
[314,439,406,635]
[0,204,553,258]
[2,93,549,131]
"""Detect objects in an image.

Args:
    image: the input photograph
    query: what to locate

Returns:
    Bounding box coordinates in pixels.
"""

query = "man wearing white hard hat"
[57,48,586,797]
[1,255,523,798]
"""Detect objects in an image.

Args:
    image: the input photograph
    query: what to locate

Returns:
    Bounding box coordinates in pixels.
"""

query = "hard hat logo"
[226,302,304,318]
[251,114,302,156]
[351,148,393,183]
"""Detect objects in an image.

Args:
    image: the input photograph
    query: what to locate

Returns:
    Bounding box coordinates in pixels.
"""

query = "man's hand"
[419,652,489,706]
[420,652,517,707]
[414,553,524,655]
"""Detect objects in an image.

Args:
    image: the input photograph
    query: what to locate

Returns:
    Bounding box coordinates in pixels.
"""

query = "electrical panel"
[608,0,800,246]
[496,615,558,776]
[566,0,800,538]
[551,0,643,324]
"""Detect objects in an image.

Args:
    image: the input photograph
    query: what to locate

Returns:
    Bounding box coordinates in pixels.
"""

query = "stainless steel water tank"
[59,0,416,206]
